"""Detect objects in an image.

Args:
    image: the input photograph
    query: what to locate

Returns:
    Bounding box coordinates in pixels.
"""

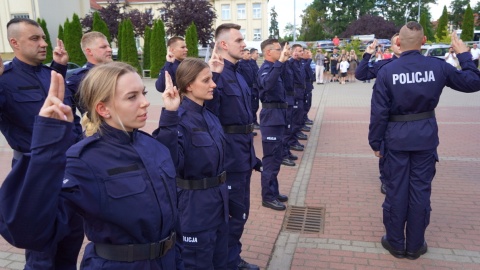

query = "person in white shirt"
[470,43,480,68]
[444,46,457,67]
[339,55,350,84]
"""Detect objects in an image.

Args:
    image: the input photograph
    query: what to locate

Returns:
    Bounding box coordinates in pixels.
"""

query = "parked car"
[310,61,316,74]
[316,40,335,52]
[421,44,450,60]
[65,62,82,79]
[366,39,391,49]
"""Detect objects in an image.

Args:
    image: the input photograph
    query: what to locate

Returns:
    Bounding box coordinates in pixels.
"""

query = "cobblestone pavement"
[1,78,480,270]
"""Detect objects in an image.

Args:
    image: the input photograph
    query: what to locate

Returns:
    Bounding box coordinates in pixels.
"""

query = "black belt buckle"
[219,171,227,184]
[159,231,176,257]
[247,124,254,133]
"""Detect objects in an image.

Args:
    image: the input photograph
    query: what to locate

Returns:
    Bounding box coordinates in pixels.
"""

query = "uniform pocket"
[104,172,147,199]
[191,132,213,147]
[12,90,43,102]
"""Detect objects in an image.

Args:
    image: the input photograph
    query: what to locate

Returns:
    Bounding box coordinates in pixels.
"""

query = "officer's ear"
[422,36,427,45]
[9,37,19,49]
[95,101,111,119]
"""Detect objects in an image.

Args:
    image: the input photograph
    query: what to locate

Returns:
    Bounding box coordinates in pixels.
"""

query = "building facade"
[0,0,90,57]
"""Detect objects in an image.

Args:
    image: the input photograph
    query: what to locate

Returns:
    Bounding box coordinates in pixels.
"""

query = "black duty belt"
[389,110,435,122]
[262,102,288,109]
[286,91,294,96]
[176,171,226,190]
[94,231,176,262]
[294,84,305,89]
[222,124,254,134]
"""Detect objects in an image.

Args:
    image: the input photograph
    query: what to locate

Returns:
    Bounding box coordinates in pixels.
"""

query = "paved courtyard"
[1,77,480,269]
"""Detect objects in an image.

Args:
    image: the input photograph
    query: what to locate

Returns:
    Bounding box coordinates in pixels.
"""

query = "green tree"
[186,22,199,57]
[122,19,142,74]
[420,12,435,42]
[299,6,326,40]
[37,18,53,63]
[269,7,280,39]
[150,20,167,78]
[143,26,152,71]
[92,12,112,44]
[449,0,469,29]
[435,23,452,44]
[63,18,70,52]
[66,14,86,65]
[436,6,449,41]
[460,4,474,41]
[117,20,125,61]
[58,25,64,41]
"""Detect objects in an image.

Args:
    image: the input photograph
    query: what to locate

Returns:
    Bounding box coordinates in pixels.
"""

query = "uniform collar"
[100,122,136,144]
[181,96,205,113]
[400,50,421,57]
[224,59,237,71]
[85,62,95,69]
[12,57,43,72]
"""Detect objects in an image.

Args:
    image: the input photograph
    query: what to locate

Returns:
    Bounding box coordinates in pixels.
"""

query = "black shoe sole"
[406,243,428,260]
[381,236,405,258]
[262,201,286,211]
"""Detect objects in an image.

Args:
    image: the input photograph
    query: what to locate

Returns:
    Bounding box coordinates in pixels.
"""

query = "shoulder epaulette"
[66,134,100,158]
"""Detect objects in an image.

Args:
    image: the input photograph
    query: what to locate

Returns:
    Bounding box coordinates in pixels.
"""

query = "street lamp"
[293,0,297,41]
[417,0,421,22]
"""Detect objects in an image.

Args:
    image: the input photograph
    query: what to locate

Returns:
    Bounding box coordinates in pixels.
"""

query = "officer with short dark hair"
[258,39,290,211]
[369,21,480,260]
[155,36,188,92]
[0,18,83,270]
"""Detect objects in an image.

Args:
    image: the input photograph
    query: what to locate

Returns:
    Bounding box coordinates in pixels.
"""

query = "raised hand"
[279,42,291,63]
[208,42,224,74]
[162,71,180,111]
[39,71,73,122]
[53,38,69,65]
[366,39,378,54]
[451,32,468,54]
[166,46,175,63]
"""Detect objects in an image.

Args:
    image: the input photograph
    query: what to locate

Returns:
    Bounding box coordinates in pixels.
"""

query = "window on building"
[253,3,261,19]
[222,4,231,20]
[253,29,261,40]
[12,13,30,19]
[240,29,246,39]
[237,4,246,20]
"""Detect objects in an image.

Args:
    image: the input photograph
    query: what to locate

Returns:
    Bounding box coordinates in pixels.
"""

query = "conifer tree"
[63,19,70,54]
[460,4,474,41]
[143,26,152,71]
[150,20,166,78]
[92,12,112,44]
[123,19,142,74]
[435,6,449,42]
[186,22,199,57]
[66,14,86,65]
[58,25,64,42]
[117,20,125,61]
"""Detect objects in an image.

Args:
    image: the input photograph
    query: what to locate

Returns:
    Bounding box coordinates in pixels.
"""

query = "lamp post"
[418,0,421,22]
[293,0,297,41]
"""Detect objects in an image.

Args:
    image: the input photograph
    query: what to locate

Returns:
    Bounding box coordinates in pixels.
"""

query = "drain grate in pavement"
[283,205,325,233]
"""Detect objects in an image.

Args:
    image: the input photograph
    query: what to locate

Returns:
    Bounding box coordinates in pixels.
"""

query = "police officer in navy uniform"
[237,48,258,136]
[280,42,300,166]
[301,49,314,132]
[0,18,83,270]
[154,58,229,269]
[0,62,184,269]
[155,37,188,93]
[257,39,291,211]
[369,22,480,260]
[67,31,113,115]
[249,48,261,129]
[205,23,261,270]
[356,35,401,195]
[289,44,308,143]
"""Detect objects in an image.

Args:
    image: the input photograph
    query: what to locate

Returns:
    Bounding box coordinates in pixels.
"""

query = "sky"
[267,0,478,37]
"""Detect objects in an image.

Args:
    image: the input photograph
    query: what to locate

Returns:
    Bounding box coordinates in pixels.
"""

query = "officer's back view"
[369,21,480,260]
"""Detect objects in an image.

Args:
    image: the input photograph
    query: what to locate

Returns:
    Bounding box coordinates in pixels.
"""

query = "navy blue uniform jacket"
[237,59,255,88]
[355,53,397,81]
[156,60,181,93]
[205,59,256,172]
[289,58,306,100]
[0,58,82,152]
[369,50,480,152]
[0,117,183,269]
[66,62,95,115]
[257,60,287,126]
[155,98,228,232]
